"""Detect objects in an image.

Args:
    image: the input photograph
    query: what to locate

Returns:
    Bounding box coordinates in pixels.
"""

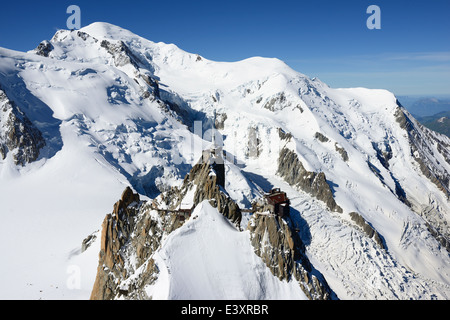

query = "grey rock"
[248,212,333,300]
[334,143,349,162]
[277,147,342,213]
[100,39,141,68]
[277,128,292,141]
[314,132,329,143]
[0,88,45,166]
[214,112,227,130]
[395,104,449,198]
[394,103,450,252]
[349,212,385,249]
[34,40,53,57]
[81,232,98,253]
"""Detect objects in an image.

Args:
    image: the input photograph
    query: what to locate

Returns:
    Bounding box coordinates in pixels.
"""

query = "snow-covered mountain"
[0,22,449,300]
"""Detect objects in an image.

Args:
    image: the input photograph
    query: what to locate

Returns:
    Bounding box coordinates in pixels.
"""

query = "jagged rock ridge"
[0,87,45,166]
[248,212,334,299]
[277,147,342,213]
[90,148,243,299]
[90,146,334,299]
[394,103,450,252]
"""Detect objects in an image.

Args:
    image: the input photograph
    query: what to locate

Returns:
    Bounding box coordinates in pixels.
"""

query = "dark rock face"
[349,212,385,249]
[164,148,241,227]
[248,212,333,300]
[81,232,97,253]
[214,112,227,130]
[372,141,393,170]
[0,88,45,166]
[334,143,349,162]
[426,222,450,253]
[90,186,185,300]
[277,127,292,141]
[264,92,288,111]
[138,73,160,99]
[100,39,142,68]
[34,40,54,57]
[314,132,329,143]
[76,31,97,42]
[395,105,449,198]
[277,147,342,213]
[394,104,450,252]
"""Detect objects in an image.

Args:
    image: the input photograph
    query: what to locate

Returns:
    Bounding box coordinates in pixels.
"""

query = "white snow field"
[0,22,449,299]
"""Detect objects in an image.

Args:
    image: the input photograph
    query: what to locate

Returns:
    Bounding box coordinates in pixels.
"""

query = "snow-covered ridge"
[149,201,309,300]
[0,22,449,299]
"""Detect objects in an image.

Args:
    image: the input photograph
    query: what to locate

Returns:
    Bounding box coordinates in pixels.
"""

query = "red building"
[264,188,290,218]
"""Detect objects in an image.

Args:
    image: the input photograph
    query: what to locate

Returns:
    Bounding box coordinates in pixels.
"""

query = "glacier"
[0,22,449,300]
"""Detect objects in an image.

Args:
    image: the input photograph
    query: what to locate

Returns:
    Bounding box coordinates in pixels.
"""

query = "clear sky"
[1,0,449,96]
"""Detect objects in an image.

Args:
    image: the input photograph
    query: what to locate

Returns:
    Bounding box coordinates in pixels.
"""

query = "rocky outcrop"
[277,127,292,141]
[34,40,54,57]
[91,187,188,299]
[372,141,393,170]
[154,148,241,227]
[426,222,450,253]
[314,132,329,143]
[263,92,304,113]
[349,212,385,249]
[334,142,349,162]
[191,167,241,227]
[100,39,141,68]
[138,73,160,99]
[394,104,450,252]
[277,147,342,213]
[395,104,449,198]
[90,185,187,299]
[76,31,97,42]
[90,187,141,300]
[263,92,289,111]
[0,88,45,166]
[248,212,333,300]
[214,112,227,130]
[91,149,243,299]
[81,232,97,253]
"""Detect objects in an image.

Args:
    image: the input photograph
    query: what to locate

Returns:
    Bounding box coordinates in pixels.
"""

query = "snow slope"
[146,201,307,300]
[0,22,449,299]
[0,122,126,299]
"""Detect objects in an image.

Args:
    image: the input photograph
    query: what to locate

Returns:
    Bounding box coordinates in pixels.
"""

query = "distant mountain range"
[397,96,450,137]
[416,111,450,138]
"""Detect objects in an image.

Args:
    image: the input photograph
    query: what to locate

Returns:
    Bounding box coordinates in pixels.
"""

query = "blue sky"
[1,0,449,96]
